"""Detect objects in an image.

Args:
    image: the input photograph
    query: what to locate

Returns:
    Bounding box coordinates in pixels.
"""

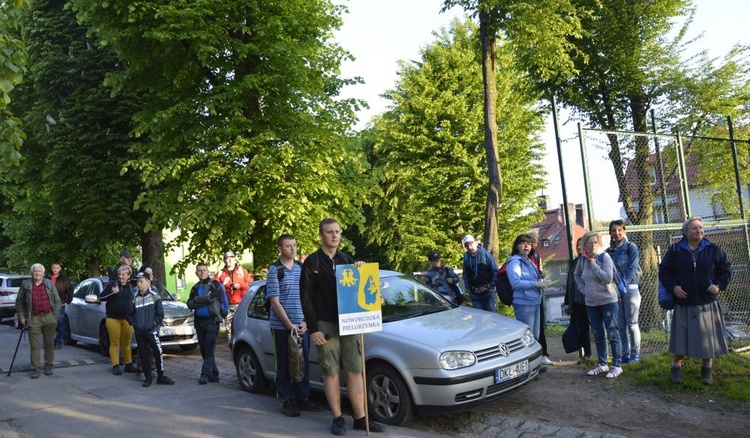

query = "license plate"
[495,360,529,383]
[161,326,192,336]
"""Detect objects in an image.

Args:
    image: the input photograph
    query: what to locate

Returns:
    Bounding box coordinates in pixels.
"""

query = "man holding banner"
[300,218,385,435]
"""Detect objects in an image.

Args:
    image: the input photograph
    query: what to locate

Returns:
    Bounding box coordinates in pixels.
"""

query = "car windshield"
[380,275,453,322]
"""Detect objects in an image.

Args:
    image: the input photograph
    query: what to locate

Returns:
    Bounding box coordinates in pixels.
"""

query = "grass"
[624,349,750,403]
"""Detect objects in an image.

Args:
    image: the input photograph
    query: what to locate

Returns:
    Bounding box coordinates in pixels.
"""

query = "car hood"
[372,306,528,353]
[162,300,191,318]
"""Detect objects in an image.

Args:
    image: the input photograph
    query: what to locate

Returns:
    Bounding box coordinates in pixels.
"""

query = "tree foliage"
[0,0,28,166]
[365,19,546,273]
[68,0,377,271]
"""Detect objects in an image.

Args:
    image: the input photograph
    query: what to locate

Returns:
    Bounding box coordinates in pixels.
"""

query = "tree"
[0,0,28,166]
[68,0,377,271]
[365,19,546,273]
[0,0,148,278]
[442,0,585,258]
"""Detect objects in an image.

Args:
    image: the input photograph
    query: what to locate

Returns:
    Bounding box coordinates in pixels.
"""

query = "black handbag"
[562,319,581,354]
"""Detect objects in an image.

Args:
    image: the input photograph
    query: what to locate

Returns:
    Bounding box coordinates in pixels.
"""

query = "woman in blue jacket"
[659,217,730,385]
[507,234,548,340]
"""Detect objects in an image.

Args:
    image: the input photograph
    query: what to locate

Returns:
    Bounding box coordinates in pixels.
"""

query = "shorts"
[315,320,362,376]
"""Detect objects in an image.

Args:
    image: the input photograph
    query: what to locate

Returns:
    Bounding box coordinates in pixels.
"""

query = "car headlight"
[439,351,476,370]
[521,328,535,347]
[185,315,194,325]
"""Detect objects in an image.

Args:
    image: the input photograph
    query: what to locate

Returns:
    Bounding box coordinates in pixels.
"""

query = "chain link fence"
[575,126,750,355]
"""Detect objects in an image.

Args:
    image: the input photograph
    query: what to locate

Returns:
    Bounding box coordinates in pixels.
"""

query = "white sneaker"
[587,364,608,376]
[606,366,623,379]
[541,356,554,366]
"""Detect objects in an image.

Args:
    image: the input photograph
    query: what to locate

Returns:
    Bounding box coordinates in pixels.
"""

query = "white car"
[231,270,542,426]
[0,274,31,328]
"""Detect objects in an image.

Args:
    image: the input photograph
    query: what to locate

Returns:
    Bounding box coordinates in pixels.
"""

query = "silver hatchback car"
[64,277,198,355]
[231,270,541,426]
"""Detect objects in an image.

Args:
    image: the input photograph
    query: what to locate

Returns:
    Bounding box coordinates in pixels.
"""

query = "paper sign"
[336,263,382,335]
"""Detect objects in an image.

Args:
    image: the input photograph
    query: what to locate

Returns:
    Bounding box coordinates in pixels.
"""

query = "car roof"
[0,274,31,279]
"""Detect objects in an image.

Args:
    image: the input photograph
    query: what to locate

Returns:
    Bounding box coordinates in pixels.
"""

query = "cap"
[428,252,441,261]
[462,235,476,244]
[223,251,235,259]
[136,271,151,281]
[120,250,132,258]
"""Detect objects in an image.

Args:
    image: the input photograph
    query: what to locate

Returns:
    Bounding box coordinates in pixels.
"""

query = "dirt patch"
[411,335,750,437]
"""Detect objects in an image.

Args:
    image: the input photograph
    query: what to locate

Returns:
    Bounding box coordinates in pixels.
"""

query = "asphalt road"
[0,322,435,438]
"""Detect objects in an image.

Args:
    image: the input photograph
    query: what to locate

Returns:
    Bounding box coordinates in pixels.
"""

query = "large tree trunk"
[140,230,166,286]
[479,10,502,260]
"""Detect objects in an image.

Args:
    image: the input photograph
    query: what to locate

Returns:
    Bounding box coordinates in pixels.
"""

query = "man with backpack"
[462,235,499,312]
[424,252,463,304]
[607,219,642,363]
[267,234,321,417]
[187,263,229,384]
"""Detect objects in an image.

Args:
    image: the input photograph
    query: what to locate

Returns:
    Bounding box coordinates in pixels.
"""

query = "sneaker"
[142,379,152,387]
[54,343,62,350]
[30,369,40,379]
[112,365,122,376]
[44,366,54,376]
[198,376,208,385]
[282,400,300,417]
[296,399,323,412]
[606,366,623,379]
[541,356,554,366]
[670,365,683,384]
[701,365,714,385]
[621,355,631,364]
[124,363,138,373]
[630,354,640,363]
[587,364,608,376]
[331,416,346,436]
[156,375,175,385]
[353,416,385,433]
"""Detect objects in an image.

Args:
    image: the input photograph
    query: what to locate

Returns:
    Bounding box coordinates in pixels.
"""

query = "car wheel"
[235,345,267,393]
[63,316,77,346]
[367,364,414,426]
[179,344,198,352]
[99,323,110,357]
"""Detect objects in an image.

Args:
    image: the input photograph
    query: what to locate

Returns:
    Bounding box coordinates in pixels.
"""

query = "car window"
[9,278,28,287]
[73,281,95,299]
[380,275,452,322]
[247,285,269,320]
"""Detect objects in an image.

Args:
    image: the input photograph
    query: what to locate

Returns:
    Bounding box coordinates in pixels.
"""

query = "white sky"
[333,0,748,221]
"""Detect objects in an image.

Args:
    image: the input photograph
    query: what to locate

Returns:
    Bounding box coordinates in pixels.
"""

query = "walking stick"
[7,325,26,376]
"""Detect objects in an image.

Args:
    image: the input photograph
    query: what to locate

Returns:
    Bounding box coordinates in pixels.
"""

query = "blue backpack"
[597,253,627,296]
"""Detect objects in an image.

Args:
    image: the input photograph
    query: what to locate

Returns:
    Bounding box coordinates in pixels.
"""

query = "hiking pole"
[7,325,26,376]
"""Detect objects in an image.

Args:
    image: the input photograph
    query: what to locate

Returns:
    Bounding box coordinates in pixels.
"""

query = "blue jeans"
[54,305,66,346]
[272,328,311,402]
[513,303,541,340]
[617,286,641,358]
[586,302,622,367]
[469,290,497,313]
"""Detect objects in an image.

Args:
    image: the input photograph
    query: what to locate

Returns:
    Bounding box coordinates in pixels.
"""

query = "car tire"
[179,344,198,352]
[63,316,77,346]
[99,323,110,357]
[367,364,414,426]
[235,345,267,393]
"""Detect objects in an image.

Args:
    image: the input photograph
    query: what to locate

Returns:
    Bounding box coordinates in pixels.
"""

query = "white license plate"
[161,326,192,336]
[495,360,529,383]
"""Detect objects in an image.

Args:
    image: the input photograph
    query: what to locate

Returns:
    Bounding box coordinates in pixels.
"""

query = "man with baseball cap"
[214,250,252,342]
[108,249,137,283]
[461,235,499,312]
[424,252,463,304]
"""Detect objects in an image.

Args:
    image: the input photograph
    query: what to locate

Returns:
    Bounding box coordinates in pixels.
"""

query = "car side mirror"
[85,294,99,304]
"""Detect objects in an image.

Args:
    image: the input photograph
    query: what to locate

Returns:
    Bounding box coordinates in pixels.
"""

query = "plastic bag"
[289,327,305,382]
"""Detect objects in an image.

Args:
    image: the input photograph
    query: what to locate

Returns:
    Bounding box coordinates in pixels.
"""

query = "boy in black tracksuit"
[127,271,175,387]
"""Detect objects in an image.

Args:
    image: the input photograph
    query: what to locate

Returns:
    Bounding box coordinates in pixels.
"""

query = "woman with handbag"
[659,216,730,385]
[574,231,623,379]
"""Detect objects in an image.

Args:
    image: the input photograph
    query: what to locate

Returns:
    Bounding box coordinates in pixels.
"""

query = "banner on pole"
[336,263,382,336]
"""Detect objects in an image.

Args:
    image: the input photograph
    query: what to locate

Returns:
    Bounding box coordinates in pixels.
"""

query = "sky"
[332,0,749,220]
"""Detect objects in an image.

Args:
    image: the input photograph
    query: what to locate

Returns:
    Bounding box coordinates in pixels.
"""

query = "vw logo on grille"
[498,343,509,356]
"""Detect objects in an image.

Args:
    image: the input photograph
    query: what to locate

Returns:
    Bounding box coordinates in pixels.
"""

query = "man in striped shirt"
[267,234,320,417]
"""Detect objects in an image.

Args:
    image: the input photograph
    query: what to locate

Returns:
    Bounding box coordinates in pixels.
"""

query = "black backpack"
[496,262,513,306]
[264,260,303,312]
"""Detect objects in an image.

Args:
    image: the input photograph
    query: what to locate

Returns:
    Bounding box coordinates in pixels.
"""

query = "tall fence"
[575,125,750,355]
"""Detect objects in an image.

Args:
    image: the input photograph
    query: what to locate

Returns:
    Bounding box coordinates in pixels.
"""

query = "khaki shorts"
[315,320,362,375]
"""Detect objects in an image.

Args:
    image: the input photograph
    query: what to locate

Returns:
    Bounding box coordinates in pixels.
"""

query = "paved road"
[0,322,434,438]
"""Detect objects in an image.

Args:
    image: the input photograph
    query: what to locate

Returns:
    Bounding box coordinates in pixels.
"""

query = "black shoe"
[123,363,137,373]
[54,343,62,350]
[701,365,714,385]
[353,416,385,433]
[44,366,54,376]
[331,416,346,435]
[199,376,208,385]
[112,365,122,376]
[208,376,220,383]
[296,398,323,412]
[30,369,40,379]
[142,379,152,387]
[282,400,300,417]
[670,365,683,384]
[157,375,175,385]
